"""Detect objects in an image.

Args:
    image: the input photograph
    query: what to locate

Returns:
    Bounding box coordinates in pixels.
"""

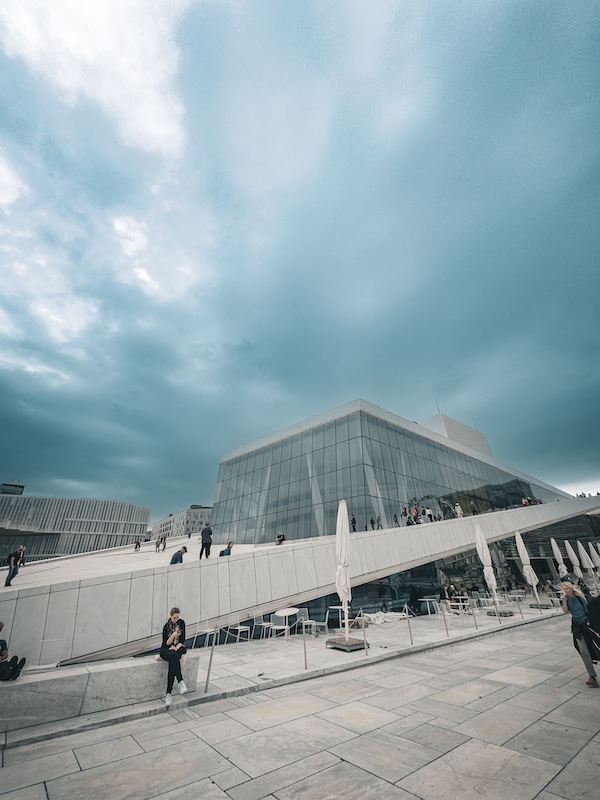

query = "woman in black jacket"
[160,607,188,706]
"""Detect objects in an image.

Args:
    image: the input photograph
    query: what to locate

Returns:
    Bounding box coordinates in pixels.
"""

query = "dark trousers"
[4,565,18,586]
[160,647,184,693]
[199,544,211,559]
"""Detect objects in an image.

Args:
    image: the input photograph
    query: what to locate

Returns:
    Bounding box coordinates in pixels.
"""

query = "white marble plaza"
[0,613,598,800]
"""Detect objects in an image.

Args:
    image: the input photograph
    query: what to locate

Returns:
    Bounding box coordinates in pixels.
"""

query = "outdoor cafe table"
[274,607,299,636]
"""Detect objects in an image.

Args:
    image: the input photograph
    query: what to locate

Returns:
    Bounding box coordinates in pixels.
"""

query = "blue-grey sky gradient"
[1,1,599,521]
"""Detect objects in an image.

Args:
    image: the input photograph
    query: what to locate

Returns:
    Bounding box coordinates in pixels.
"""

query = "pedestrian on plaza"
[160,607,188,706]
[426,508,433,522]
[199,523,213,559]
[134,538,141,551]
[350,515,356,532]
[0,621,26,681]
[455,503,464,518]
[470,500,478,515]
[162,537,167,551]
[275,531,286,545]
[155,538,161,553]
[562,581,600,687]
[393,513,399,527]
[219,541,234,556]
[4,545,25,587]
[370,517,375,530]
[170,546,187,565]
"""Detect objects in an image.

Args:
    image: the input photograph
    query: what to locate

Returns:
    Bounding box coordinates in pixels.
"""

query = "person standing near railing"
[562,581,599,688]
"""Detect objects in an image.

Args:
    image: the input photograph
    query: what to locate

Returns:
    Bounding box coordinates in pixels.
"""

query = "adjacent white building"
[0,495,151,561]
[151,504,212,541]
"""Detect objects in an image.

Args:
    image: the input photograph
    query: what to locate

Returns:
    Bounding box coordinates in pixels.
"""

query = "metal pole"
[516,593,524,619]
[404,603,413,646]
[470,599,479,630]
[533,585,543,615]
[302,617,308,670]
[440,600,450,638]
[361,609,368,656]
[493,591,502,625]
[204,626,219,693]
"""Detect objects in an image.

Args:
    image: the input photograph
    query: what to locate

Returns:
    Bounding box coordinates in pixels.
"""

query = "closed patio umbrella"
[335,499,351,642]
[475,525,501,622]
[515,531,542,612]
[550,538,568,578]
[588,542,600,570]
[578,541,599,592]
[564,540,584,581]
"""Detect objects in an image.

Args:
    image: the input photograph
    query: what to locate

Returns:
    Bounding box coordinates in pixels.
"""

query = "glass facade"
[211,403,569,544]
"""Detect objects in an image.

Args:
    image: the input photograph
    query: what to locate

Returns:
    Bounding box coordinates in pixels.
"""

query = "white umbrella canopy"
[515,532,539,587]
[578,541,596,572]
[550,538,569,578]
[475,525,501,621]
[588,542,600,570]
[475,525,497,593]
[565,540,584,580]
[515,531,542,612]
[335,499,351,641]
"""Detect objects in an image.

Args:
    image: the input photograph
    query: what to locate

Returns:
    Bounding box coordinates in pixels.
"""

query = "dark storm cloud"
[1,1,599,520]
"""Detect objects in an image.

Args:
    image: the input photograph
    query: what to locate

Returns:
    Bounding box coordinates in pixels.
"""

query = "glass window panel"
[270,461,281,485]
[323,422,336,447]
[349,437,363,466]
[291,435,302,458]
[312,448,325,475]
[370,439,382,466]
[351,465,367,496]
[335,416,349,442]
[336,439,350,469]
[339,467,352,497]
[322,471,337,501]
[347,412,361,439]
[324,444,337,473]
[381,444,394,472]
[289,455,302,482]
[271,442,282,463]
[312,426,324,450]
[279,459,291,485]
[281,438,292,461]
[301,429,313,454]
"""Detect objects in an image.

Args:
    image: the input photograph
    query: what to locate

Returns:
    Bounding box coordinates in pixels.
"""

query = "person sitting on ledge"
[170,546,187,565]
[275,531,286,545]
[0,621,26,681]
[160,607,188,706]
[220,541,234,556]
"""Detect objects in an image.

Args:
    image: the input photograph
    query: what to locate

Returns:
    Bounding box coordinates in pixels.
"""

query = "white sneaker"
[164,693,172,707]
[179,680,188,695]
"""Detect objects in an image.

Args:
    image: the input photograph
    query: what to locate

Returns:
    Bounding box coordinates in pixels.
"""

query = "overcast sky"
[1,1,599,522]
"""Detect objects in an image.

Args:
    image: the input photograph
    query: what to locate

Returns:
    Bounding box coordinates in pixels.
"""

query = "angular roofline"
[218,398,571,499]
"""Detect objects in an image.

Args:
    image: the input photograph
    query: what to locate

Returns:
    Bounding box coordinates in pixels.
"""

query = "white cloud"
[30,296,98,343]
[0,0,189,158]
[113,216,149,257]
[0,153,29,211]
